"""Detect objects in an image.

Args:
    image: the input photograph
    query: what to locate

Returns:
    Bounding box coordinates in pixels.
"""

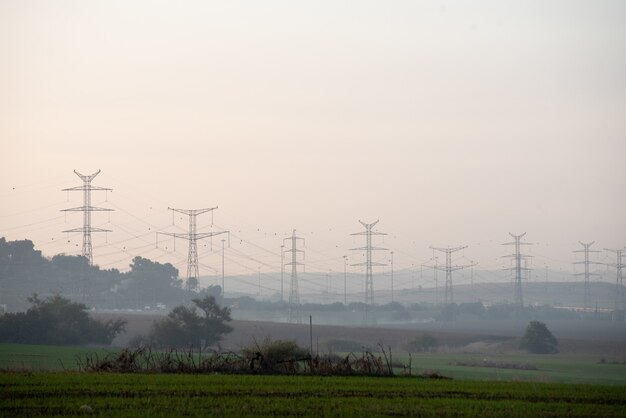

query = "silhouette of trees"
[143,296,232,349]
[520,320,558,354]
[407,333,439,352]
[0,294,126,345]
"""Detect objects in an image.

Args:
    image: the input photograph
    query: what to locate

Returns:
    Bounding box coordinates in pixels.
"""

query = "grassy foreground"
[1,373,625,417]
[0,344,112,371]
[2,343,626,385]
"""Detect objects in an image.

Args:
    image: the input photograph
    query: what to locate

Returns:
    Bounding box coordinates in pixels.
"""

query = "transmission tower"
[280,244,285,302]
[284,229,305,323]
[573,241,601,309]
[350,220,387,322]
[502,232,532,307]
[157,207,228,290]
[604,248,625,315]
[429,245,474,305]
[61,170,113,265]
[221,239,226,298]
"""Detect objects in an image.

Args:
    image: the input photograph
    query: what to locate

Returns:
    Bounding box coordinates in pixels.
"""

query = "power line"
[604,247,625,316]
[573,241,601,309]
[61,170,113,265]
[502,232,532,307]
[157,207,228,290]
[284,229,305,323]
[428,245,475,305]
[350,220,387,322]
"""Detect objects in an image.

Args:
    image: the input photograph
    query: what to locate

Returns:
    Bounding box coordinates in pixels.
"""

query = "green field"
[407,353,626,385]
[0,344,115,371]
[1,343,626,385]
[1,373,625,417]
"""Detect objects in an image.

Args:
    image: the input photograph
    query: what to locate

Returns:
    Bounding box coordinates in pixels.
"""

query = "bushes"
[407,333,439,352]
[243,339,310,373]
[136,296,232,350]
[0,294,125,345]
[520,321,558,354]
[79,340,404,376]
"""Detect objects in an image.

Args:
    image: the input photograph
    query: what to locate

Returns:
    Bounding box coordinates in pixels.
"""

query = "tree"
[147,296,232,349]
[407,333,439,352]
[0,294,126,345]
[242,339,309,372]
[520,321,558,354]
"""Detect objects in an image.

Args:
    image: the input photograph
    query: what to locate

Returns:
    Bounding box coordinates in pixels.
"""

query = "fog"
[1,1,625,383]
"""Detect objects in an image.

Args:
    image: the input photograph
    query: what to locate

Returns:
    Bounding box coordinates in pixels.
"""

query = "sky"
[1,1,625,296]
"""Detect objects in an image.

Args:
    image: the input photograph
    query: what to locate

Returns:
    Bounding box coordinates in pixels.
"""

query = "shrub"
[0,294,125,345]
[520,321,558,354]
[147,296,232,350]
[407,333,439,352]
[243,339,310,373]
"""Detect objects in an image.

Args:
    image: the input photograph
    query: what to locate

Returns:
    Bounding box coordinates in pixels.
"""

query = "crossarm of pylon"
[62,227,112,233]
[168,207,218,216]
[351,262,388,267]
[430,246,467,252]
[61,206,114,212]
[194,231,228,240]
[157,232,190,240]
[62,186,112,191]
[350,246,388,251]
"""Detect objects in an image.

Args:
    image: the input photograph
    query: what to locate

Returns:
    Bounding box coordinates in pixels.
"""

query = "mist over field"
[1,3,625,413]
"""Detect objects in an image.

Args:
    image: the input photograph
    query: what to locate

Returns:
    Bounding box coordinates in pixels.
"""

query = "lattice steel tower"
[350,220,387,322]
[429,245,473,305]
[502,232,532,307]
[157,207,227,290]
[604,248,625,314]
[573,241,601,309]
[61,170,113,265]
[284,229,305,323]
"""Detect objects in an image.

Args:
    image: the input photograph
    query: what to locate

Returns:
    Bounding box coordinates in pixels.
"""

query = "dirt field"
[93,312,626,356]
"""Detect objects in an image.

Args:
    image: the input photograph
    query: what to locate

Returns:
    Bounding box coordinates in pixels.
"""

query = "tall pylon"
[604,248,625,315]
[502,232,532,308]
[429,245,474,305]
[157,207,228,290]
[350,220,387,322]
[284,229,305,323]
[61,170,113,266]
[573,241,601,309]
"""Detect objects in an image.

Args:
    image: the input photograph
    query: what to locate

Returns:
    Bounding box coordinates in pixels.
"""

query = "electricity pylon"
[350,220,387,322]
[573,241,601,309]
[502,232,532,308]
[604,248,625,315]
[284,229,304,323]
[221,239,226,298]
[280,244,285,302]
[61,169,113,265]
[157,207,227,290]
[429,245,474,305]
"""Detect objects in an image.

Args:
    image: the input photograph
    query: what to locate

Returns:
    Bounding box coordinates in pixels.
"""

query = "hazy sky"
[1,1,625,294]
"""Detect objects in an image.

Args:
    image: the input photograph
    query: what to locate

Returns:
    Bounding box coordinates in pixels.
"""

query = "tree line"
[0,237,220,311]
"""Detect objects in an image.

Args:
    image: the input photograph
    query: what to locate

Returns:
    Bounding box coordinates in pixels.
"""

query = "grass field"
[0,344,114,371]
[1,373,625,417]
[1,343,626,385]
[407,353,626,385]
